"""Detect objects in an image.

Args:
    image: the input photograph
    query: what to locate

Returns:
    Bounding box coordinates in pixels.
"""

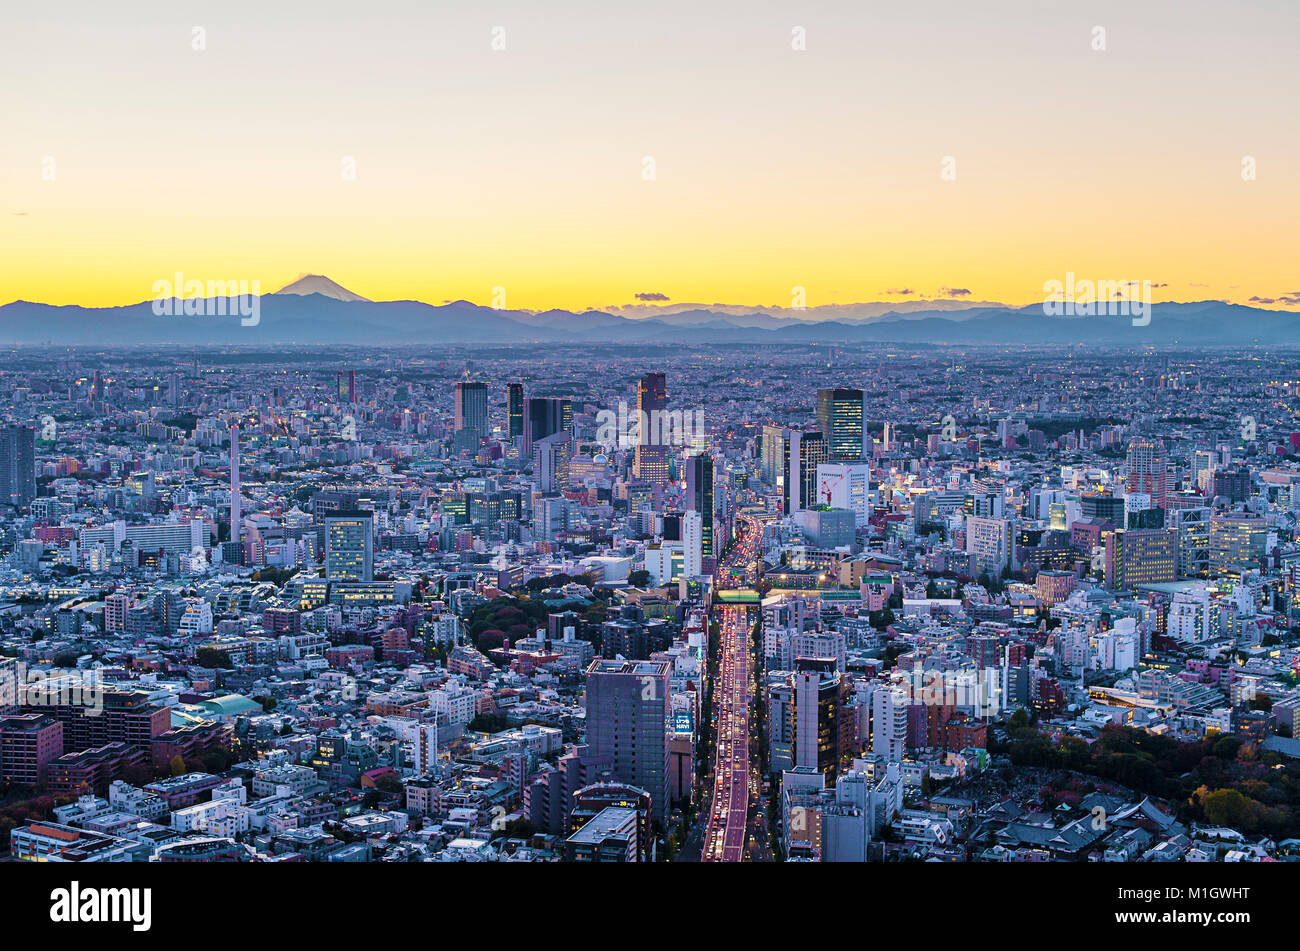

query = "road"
[702,513,762,862]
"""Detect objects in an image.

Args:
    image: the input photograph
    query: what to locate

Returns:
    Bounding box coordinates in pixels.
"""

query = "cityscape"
[0,340,1298,876]
[5,0,1296,930]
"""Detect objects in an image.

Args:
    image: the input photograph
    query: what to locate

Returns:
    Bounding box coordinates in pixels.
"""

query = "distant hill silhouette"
[1,290,1295,346]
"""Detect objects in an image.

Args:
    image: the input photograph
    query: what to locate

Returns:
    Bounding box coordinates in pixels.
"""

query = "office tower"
[229,425,241,544]
[0,424,36,507]
[533,495,565,541]
[533,431,573,493]
[815,462,873,526]
[337,369,356,402]
[584,659,671,823]
[634,372,669,485]
[792,659,852,784]
[761,424,790,486]
[1171,506,1211,578]
[1081,491,1125,523]
[1126,438,1168,509]
[1103,527,1178,590]
[684,452,714,557]
[965,515,1012,576]
[1212,465,1251,503]
[507,382,525,440]
[526,397,567,454]
[325,510,374,581]
[167,372,180,409]
[1209,512,1268,573]
[817,387,866,461]
[783,430,827,515]
[453,381,489,450]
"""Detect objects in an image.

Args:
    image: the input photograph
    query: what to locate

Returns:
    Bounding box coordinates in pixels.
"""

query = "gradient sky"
[3,0,1298,311]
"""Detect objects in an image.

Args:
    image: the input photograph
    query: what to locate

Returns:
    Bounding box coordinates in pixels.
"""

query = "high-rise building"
[1212,465,1251,503]
[965,515,1012,576]
[325,510,374,581]
[228,425,241,544]
[507,382,525,440]
[453,381,489,450]
[337,369,355,402]
[1209,512,1268,573]
[1126,438,1168,509]
[0,424,35,508]
[783,431,827,515]
[584,659,671,823]
[682,510,703,578]
[761,425,789,487]
[0,713,64,786]
[526,397,568,454]
[684,452,714,558]
[634,372,669,485]
[786,659,853,783]
[533,431,573,493]
[1103,527,1178,590]
[871,687,909,762]
[816,388,866,461]
[815,462,873,526]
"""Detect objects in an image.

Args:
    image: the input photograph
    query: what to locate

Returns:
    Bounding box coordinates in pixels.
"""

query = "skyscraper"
[453,381,489,451]
[816,388,866,461]
[228,425,241,544]
[761,424,790,487]
[526,397,568,454]
[0,425,36,508]
[584,658,671,823]
[783,431,827,515]
[682,509,703,578]
[325,510,374,581]
[533,431,573,493]
[1104,527,1178,589]
[507,382,525,440]
[634,372,668,485]
[684,452,715,558]
[1126,438,1168,509]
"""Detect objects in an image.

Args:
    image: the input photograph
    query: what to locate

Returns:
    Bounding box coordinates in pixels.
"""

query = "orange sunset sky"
[3,0,1298,313]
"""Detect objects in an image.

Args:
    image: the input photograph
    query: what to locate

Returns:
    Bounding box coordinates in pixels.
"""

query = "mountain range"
[2,277,1297,346]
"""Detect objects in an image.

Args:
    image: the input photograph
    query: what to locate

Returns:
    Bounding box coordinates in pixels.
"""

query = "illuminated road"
[702,514,761,863]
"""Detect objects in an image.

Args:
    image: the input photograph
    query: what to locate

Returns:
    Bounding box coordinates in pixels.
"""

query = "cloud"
[940,286,971,297]
[885,287,915,295]
[1250,297,1276,304]
[635,292,669,302]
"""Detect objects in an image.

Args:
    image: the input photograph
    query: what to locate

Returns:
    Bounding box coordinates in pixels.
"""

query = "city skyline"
[2,0,1294,924]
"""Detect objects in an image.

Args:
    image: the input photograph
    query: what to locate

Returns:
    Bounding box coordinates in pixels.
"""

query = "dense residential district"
[3,344,1300,865]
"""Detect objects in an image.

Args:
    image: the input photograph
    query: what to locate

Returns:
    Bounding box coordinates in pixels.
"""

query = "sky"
[2,0,1298,312]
